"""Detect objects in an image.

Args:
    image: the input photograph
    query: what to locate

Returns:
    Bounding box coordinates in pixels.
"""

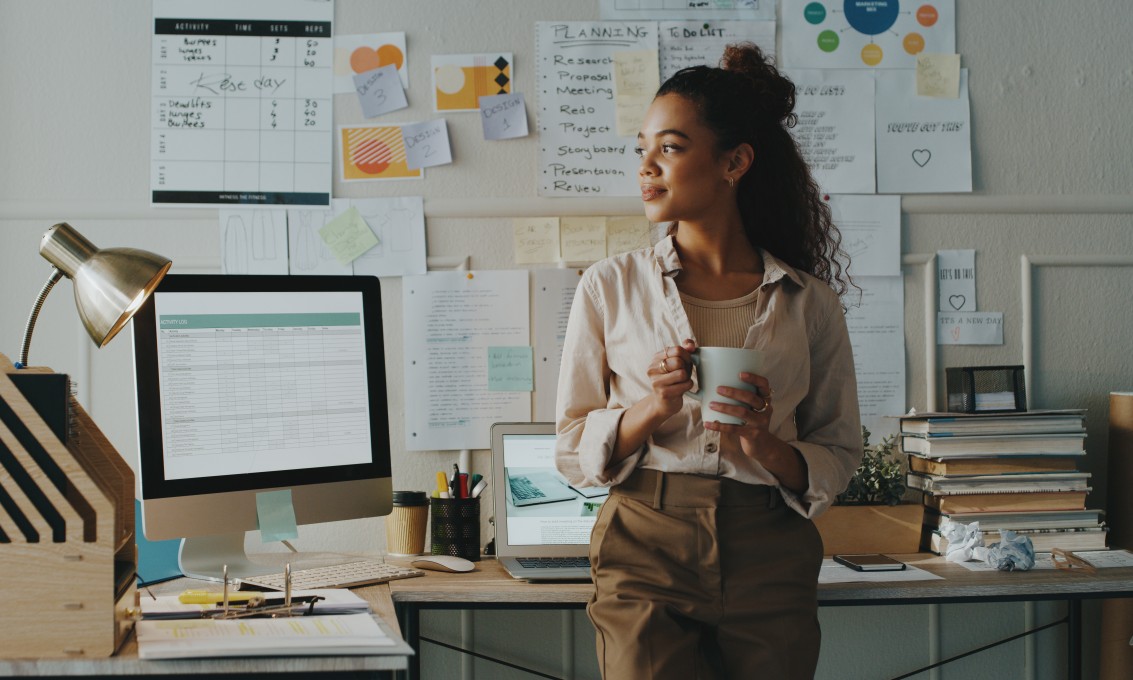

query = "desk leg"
[1068,600,1081,680]
[398,605,420,680]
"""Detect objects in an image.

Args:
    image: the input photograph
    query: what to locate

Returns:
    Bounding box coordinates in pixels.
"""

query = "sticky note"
[354,64,408,118]
[256,489,299,542]
[613,50,660,97]
[916,53,961,99]
[318,206,379,265]
[514,217,561,264]
[560,216,607,262]
[487,346,533,392]
[606,216,652,255]
[402,118,453,169]
[480,92,529,140]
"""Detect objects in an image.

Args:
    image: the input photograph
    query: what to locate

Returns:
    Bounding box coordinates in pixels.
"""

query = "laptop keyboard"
[509,475,546,501]
[516,557,591,569]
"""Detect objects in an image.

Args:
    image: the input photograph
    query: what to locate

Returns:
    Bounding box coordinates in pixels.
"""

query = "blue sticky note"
[256,489,299,542]
[487,346,533,392]
[135,499,183,586]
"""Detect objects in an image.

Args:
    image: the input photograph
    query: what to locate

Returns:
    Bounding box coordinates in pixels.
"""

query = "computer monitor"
[132,274,392,581]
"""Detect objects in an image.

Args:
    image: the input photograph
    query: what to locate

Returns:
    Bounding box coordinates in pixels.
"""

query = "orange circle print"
[917,5,939,27]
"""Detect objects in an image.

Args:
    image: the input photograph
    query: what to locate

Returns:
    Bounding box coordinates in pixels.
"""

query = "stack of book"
[899,409,1107,554]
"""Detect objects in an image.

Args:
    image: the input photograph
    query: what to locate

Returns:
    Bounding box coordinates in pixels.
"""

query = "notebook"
[490,422,607,581]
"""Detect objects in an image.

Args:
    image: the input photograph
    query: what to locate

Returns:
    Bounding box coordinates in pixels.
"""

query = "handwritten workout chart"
[151,0,333,207]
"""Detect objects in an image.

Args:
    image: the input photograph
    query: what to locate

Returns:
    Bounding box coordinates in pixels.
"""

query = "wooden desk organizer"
[0,353,136,657]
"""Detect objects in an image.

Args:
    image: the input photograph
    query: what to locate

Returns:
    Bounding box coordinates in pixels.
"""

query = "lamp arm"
[17,268,65,368]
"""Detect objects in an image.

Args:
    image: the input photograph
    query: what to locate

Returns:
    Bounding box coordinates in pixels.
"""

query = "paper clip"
[1051,548,1096,575]
[209,563,322,619]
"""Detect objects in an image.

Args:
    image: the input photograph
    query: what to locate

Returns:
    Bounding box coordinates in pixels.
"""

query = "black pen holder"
[430,497,481,561]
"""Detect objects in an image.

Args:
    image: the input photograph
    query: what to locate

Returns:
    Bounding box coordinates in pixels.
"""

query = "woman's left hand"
[704,372,774,453]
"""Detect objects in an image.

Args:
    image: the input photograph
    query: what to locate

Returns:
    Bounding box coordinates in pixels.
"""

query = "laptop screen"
[499,431,608,548]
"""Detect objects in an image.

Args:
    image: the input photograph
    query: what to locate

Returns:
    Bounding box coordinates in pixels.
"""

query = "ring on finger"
[659,359,668,373]
[751,397,769,413]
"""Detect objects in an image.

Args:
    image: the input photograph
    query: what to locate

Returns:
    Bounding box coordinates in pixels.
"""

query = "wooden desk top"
[386,554,1133,608]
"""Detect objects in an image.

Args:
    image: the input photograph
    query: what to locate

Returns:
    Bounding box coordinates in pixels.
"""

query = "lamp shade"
[39,223,172,347]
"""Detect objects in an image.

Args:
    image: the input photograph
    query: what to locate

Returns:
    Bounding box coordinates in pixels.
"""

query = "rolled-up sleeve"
[555,275,643,487]
[781,296,863,518]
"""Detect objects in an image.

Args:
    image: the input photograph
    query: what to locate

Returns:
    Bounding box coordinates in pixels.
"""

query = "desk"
[388,554,1133,680]
[0,577,409,677]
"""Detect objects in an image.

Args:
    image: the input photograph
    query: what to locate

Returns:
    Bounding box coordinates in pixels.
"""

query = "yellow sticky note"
[318,206,380,265]
[916,53,961,99]
[606,216,652,255]
[513,217,561,264]
[615,94,653,137]
[560,216,607,262]
[613,50,660,97]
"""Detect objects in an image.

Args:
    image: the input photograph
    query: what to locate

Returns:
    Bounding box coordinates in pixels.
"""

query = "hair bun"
[720,43,796,126]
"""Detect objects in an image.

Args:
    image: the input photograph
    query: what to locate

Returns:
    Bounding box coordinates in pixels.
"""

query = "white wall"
[2,1,1131,678]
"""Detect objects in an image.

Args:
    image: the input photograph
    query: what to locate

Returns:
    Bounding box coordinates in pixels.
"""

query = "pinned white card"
[937,312,1003,345]
[480,93,528,140]
[402,119,453,169]
[937,249,976,312]
[354,64,408,118]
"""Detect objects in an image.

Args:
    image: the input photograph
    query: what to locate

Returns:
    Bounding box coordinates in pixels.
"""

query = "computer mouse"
[410,555,476,573]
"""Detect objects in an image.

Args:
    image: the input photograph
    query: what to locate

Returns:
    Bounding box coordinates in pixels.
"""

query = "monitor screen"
[133,274,392,580]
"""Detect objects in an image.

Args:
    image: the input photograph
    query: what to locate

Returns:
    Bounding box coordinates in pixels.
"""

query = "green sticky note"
[487,346,533,392]
[318,206,380,265]
[256,489,299,542]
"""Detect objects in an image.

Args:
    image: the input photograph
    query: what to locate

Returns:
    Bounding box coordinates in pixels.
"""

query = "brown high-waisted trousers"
[588,468,823,680]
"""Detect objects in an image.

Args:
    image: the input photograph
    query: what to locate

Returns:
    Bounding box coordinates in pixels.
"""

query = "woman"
[555,43,863,680]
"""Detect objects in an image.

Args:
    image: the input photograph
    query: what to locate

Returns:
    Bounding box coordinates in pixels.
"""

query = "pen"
[450,463,460,497]
[459,473,469,499]
[435,471,450,498]
[470,477,488,498]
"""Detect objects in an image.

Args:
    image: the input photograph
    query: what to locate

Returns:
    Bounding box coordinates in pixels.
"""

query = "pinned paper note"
[433,53,513,112]
[480,92,529,140]
[487,346,534,392]
[334,32,408,94]
[354,64,408,118]
[917,53,961,98]
[256,489,299,542]
[318,206,379,265]
[937,312,1004,346]
[606,216,651,255]
[613,50,660,136]
[560,216,607,262]
[514,217,561,264]
[402,119,453,169]
[937,249,976,311]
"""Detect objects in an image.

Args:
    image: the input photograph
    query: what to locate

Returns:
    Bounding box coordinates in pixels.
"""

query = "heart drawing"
[948,294,966,310]
[912,149,932,167]
[951,326,961,341]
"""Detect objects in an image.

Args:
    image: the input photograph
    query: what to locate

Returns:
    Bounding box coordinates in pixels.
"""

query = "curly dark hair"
[657,43,854,300]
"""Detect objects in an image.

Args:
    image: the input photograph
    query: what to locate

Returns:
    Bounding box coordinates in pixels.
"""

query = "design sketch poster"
[339,124,423,181]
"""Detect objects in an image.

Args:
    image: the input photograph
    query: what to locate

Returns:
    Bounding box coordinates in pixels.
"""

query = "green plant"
[835,426,906,506]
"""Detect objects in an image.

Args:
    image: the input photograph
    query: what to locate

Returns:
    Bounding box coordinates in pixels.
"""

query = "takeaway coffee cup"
[687,347,764,425]
[385,490,430,556]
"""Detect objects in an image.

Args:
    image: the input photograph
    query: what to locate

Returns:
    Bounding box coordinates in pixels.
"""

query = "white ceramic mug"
[687,347,764,425]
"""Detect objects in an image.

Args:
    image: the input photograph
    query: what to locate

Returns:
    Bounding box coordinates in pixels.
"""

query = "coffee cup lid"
[392,490,429,506]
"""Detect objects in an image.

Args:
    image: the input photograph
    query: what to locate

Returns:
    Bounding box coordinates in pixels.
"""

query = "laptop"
[490,422,608,581]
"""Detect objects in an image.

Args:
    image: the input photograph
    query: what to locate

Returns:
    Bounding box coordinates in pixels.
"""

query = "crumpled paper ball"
[940,520,984,563]
[983,530,1036,571]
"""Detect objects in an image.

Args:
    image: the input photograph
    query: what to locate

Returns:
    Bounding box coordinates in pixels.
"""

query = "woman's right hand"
[647,339,696,421]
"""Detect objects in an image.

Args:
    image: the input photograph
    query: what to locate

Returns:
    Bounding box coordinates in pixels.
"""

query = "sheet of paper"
[151,0,333,207]
[287,208,353,275]
[845,276,906,440]
[601,0,775,21]
[937,249,976,311]
[402,119,453,169]
[480,93,529,140]
[937,312,1004,346]
[1075,549,1133,568]
[533,268,584,421]
[339,123,423,181]
[876,68,972,193]
[318,206,380,265]
[782,0,956,69]
[659,20,776,82]
[917,53,961,98]
[818,559,943,583]
[613,50,659,136]
[488,346,534,392]
[219,209,289,274]
[560,216,608,262]
[432,53,513,112]
[829,195,900,277]
[606,216,652,255]
[536,22,657,197]
[955,554,1059,571]
[334,32,408,94]
[402,271,531,450]
[514,218,561,264]
[355,64,408,118]
[784,69,876,194]
[255,489,298,542]
[348,196,428,278]
[136,614,396,659]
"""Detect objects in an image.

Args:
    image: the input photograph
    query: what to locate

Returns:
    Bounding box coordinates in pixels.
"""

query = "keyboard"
[239,561,425,591]
[515,557,591,569]
[509,476,546,501]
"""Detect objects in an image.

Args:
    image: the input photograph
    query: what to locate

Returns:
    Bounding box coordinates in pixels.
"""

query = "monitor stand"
[178,532,278,583]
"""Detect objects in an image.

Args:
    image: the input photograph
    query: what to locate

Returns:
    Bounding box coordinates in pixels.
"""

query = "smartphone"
[833,553,907,572]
